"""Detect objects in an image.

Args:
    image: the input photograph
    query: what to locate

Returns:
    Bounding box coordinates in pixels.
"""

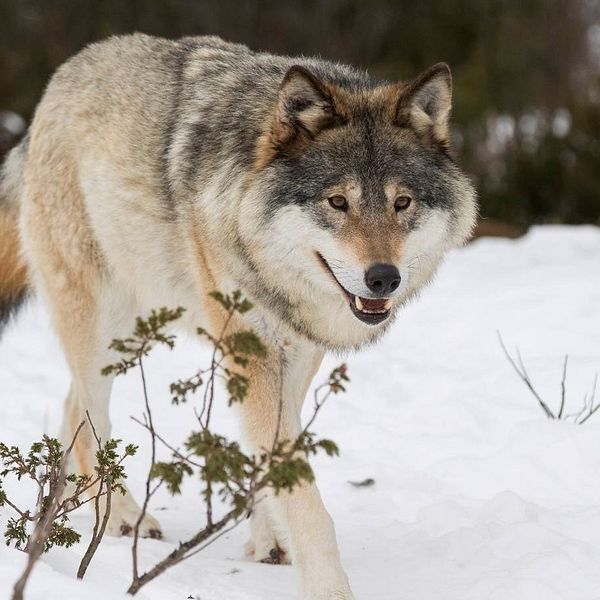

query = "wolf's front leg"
[234,340,354,600]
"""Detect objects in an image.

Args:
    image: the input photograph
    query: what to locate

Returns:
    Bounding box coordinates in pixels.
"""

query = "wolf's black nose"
[365,264,401,296]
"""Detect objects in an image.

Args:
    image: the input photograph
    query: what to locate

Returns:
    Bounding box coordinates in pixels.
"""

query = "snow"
[1,225,600,600]
[0,111,26,137]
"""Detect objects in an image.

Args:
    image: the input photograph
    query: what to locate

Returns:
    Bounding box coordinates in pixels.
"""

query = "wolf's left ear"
[271,65,338,147]
[395,63,452,147]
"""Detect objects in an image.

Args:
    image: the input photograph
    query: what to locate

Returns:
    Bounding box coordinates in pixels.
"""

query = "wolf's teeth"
[354,296,364,311]
[383,299,392,310]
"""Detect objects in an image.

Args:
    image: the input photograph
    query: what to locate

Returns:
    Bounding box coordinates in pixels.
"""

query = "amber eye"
[394,195,412,212]
[328,195,348,211]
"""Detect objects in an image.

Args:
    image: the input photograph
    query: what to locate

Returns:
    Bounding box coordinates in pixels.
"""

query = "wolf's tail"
[0,136,30,337]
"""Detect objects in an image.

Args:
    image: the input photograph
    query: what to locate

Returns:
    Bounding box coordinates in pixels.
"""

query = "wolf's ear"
[271,65,338,147]
[395,63,452,147]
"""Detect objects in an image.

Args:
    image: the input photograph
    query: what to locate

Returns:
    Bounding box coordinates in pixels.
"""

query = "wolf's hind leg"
[20,118,163,538]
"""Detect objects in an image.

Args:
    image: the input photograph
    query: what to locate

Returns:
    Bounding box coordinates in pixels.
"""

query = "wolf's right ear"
[270,66,338,147]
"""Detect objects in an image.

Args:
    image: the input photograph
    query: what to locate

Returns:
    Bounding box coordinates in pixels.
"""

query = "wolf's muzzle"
[317,253,393,326]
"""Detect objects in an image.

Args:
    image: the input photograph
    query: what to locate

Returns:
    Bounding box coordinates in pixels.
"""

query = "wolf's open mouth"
[316,253,392,325]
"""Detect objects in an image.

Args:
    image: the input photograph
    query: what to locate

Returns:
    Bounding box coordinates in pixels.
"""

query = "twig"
[205,481,213,529]
[578,374,599,425]
[77,412,112,579]
[497,332,555,419]
[199,307,237,527]
[558,355,568,419]
[2,496,28,518]
[58,448,132,518]
[127,505,242,595]
[84,411,100,447]
[200,309,235,429]
[303,383,333,435]
[272,346,286,452]
[184,493,266,562]
[131,351,157,584]
[184,512,248,560]
[130,416,202,469]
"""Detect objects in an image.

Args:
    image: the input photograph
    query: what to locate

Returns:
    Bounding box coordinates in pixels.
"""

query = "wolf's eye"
[394,195,412,212]
[328,195,348,211]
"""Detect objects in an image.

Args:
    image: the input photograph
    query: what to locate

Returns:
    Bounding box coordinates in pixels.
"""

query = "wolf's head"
[240,62,477,350]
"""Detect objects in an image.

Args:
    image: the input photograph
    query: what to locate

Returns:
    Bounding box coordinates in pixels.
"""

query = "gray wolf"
[0,34,476,599]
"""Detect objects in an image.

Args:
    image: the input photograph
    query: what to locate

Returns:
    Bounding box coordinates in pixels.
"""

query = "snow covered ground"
[1,225,600,600]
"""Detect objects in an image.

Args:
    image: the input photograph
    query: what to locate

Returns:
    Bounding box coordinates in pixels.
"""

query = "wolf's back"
[0,138,29,336]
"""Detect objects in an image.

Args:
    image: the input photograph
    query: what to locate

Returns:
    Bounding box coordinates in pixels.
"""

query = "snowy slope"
[1,226,600,600]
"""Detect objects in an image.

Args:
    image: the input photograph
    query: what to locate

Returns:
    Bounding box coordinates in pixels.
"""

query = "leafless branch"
[578,374,599,425]
[499,333,600,426]
[558,355,568,419]
[130,416,202,469]
[497,332,555,419]
[303,382,334,435]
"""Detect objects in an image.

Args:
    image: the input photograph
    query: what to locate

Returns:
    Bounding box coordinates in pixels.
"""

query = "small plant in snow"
[498,332,599,423]
[0,418,137,600]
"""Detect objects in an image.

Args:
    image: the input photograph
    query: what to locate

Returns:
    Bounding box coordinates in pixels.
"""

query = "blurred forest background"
[1,0,599,231]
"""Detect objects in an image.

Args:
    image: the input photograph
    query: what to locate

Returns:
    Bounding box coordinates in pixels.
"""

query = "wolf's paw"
[244,507,291,564]
[258,545,291,565]
[106,501,162,539]
[245,536,292,565]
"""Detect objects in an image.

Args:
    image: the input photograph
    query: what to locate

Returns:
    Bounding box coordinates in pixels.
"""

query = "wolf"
[0,34,476,598]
